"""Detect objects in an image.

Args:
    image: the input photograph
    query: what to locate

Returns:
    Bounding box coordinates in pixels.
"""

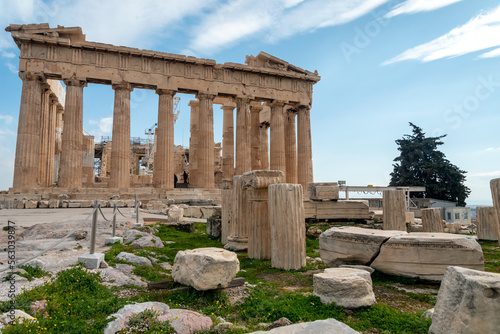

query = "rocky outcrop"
[172,247,239,291]
[104,302,213,334]
[429,266,500,334]
[371,233,484,281]
[248,318,359,334]
[115,252,153,267]
[104,302,170,334]
[313,268,376,308]
[319,227,406,266]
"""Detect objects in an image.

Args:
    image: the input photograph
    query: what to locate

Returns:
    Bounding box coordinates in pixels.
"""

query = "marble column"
[221,102,235,180]
[109,83,133,189]
[13,72,44,189]
[226,175,249,251]
[383,190,406,231]
[54,106,64,183]
[38,85,51,187]
[250,103,263,171]
[189,100,199,187]
[59,78,86,189]
[269,100,286,178]
[285,108,298,184]
[45,95,58,187]
[82,135,95,186]
[297,105,313,189]
[260,122,270,170]
[197,92,215,188]
[154,89,176,188]
[235,97,250,175]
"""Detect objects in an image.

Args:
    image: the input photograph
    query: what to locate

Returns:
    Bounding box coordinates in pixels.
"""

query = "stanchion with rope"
[104,202,123,245]
[132,194,143,227]
[77,199,105,269]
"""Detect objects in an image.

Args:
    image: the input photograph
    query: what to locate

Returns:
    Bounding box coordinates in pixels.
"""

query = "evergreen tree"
[389,123,470,206]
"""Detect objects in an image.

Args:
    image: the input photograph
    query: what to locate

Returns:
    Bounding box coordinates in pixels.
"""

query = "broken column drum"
[221,178,233,245]
[476,206,499,241]
[242,170,284,260]
[225,176,249,251]
[421,208,444,233]
[268,183,306,270]
[382,190,406,231]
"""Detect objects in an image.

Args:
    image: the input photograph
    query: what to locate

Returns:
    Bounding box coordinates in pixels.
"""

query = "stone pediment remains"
[245,51,319,77]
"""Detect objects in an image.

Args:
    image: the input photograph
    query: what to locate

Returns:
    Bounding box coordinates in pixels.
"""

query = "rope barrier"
[0,206,97,273]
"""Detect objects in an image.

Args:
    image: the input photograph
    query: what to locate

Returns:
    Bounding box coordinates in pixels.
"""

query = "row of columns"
[13,72,313,191]
[204,98,313,190]
[13,73,65,189]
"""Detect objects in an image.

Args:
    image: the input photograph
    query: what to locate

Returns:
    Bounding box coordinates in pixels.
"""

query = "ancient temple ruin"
[6,23,319,198]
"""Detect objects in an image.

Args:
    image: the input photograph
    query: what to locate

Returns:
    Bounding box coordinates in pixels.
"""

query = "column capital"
[296,104,311,112]
[266,100,286,108]
[63,78,87,87]
[188,99,200,107]
[156,89,176,96]
[112,82,133,91]
[221,102,237,111]
[18,71,45,82]
[196,92,216,100]
[250,101,263,112]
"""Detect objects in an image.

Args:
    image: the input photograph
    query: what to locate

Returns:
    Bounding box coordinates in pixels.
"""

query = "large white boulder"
[429,266,500,334]
[172,247,239,291]
[248,318,359,333]
[313,268,376,308]
[319,227,406,266]
[371,233,484,281]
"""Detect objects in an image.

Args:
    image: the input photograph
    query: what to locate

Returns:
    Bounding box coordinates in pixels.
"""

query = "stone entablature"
[7,24,319,105]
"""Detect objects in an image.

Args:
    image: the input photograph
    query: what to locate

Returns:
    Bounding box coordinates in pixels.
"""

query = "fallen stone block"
[307,182,340,201]
[313,268,376,308]
[319,227,406,266]
[207,217,221,238]
[371,233,484,281]
[172,247,239,291]
[48,199,60,208]
[25,200,38,209]
[430,266,500,334]
[38,200,49,208]
[168,205,184,223]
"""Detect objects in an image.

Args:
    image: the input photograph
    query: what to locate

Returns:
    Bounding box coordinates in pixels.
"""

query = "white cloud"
[471,171,500,177]
[0,115,14,124]
[54,0,216,49]
[1,51,15,58]
[385,0,463,19]
[5,62,17,74]
[479,47,500,59]
[383,5,500,65]
[188,0,390,54]
[88,116,113,140]
[482,147,500,153]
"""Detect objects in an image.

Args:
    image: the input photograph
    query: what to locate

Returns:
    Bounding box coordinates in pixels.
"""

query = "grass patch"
[480,240,500,273]
[0,265,125,334]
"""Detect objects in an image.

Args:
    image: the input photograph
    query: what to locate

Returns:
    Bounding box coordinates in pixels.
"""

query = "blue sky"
[0,0,499,205]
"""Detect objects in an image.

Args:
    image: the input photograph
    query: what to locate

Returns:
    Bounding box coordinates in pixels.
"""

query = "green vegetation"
[3,221,499,334]
[480,240,500,273]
